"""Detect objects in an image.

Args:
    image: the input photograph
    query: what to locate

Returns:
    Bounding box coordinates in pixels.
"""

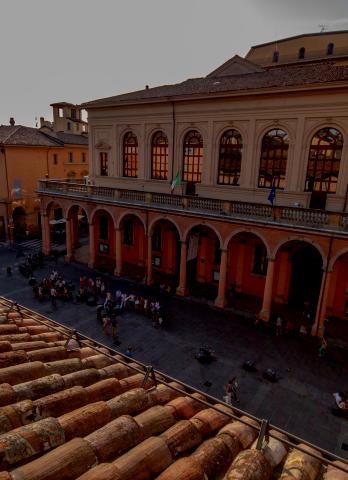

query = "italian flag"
[171,170,181,193]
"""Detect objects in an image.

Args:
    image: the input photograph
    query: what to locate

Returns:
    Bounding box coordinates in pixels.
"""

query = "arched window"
[217,129,243,185]
[258,129,289,189]
[327,42,334,55]
[305,127,343,193]
[123,132,138,177]
[298,47,305,59]
[151,131,168,180]
[183,130,203,183]
[272,51,279,63]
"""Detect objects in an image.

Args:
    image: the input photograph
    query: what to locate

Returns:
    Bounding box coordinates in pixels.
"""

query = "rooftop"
[0,126,61,147]
[0,296,346,480]
[83,62,348,109]
[248,29,348,50]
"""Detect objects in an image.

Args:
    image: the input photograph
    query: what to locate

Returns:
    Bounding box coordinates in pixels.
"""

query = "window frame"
[305,127,343,194]
[123,132,138,178]
[252,244,268,275]
[258,129,289,190]
[100,152,108,176]
[182,130,203,184]
[217,129,243,186]
[151,131,168,180]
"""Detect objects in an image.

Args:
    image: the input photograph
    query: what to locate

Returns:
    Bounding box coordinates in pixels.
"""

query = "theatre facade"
[38,31,348,336]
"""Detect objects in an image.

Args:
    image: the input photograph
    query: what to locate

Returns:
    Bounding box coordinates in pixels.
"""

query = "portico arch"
[149,218,181,288]
[65,204,89,263]
[90,208,116,272]
[118,213,146,281]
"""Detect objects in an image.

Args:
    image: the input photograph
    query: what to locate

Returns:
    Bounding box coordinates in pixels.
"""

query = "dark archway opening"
[151,220,181,289]
[12,206,27,241]
[288,244,323,310]
[186,225,220,300]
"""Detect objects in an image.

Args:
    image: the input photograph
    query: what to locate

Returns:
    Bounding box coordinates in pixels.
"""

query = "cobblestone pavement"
[0,245,347,459]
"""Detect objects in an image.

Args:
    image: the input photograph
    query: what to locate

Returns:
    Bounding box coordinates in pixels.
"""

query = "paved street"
[0,244,347,459]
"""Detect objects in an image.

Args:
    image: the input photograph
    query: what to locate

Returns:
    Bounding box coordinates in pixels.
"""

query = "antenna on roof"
[318,24,328,33]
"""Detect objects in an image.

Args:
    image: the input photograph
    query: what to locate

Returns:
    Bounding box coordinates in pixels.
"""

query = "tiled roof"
[42,131,89,146]
[0,296,346,480]
[0,126,62,147]
[83,62,348,108]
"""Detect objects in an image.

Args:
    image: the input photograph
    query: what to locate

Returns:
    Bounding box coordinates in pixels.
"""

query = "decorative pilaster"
[41,214,51,256]
[114,228,122,276]
[311,270,332,337]
[258,258,275,322]
[146,234,152,285]
[65,218,73,262]
[176,241,188,296]
[215,249,228,308]
[88,223,96,269]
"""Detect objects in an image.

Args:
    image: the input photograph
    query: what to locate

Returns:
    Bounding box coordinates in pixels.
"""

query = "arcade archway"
[119,213,146,281]
[149,219,181,289]
[12,206,27,241]
[184,224,221,300]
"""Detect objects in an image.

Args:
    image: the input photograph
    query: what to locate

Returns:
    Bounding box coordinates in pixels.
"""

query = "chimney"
[9,117,15,126]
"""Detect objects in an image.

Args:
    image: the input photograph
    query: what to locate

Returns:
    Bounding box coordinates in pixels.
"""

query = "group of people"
[76,276,107,303]
[32,269,74,307]
[18,251,44,278]
[96,289,165,343]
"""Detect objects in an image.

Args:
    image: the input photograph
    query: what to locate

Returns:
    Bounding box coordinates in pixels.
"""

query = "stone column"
[65,218,73,261]
[88,223,96,269]
[176,241,187,296]
[311,270,332,337]
[41,214,51,256]
[114,228,122,276]
[259,258,275,322]
[146,234,152,285]
[215,248,228,308]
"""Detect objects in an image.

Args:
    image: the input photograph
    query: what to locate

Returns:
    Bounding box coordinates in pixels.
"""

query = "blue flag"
[268,183,276,206]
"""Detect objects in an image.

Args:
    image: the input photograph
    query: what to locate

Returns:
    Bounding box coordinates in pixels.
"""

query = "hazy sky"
[0,0,347,126]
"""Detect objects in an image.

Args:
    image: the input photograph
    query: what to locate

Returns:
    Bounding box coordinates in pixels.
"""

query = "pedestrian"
[224,377,239,404]
[125,346,134,358]
[102,315,110,336]
[110,315,118,341]
[6,266,12,276]
[276,316,282,336]
[50,286,57,309]
[318,337,328,357]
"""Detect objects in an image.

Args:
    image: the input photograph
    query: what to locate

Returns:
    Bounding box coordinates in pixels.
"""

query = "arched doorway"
[288,243,323,307]
[119,213,146,281]
[185,224,221,300]
[150,219,181,288]
[12,206,27,241]
[47,202,66,249]
[92,209,115,272]
[67,205,89,263]
[226,232,268,312]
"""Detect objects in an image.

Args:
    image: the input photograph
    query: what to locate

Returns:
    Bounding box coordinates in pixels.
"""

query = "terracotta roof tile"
[83,62,348,108]
[0,126,62,147]
[0,297,346,480]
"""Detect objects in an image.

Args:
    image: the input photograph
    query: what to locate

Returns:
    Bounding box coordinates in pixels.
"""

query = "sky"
[0,0,347,126]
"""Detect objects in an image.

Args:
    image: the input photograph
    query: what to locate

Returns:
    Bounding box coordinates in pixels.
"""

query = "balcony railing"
[38,179,348,233]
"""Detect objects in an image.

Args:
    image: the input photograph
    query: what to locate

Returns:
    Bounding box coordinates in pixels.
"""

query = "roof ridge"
[1,125,22,144]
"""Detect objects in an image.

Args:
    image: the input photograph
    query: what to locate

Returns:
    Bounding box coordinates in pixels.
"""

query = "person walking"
[276,316,282,336]
[50,286,57,310]
[224,377,239,404]
[318,337,328,357]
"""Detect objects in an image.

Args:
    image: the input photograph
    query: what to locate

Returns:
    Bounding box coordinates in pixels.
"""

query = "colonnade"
[41,207,338,337]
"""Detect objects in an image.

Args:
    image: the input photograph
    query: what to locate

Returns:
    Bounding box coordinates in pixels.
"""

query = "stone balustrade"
[38,180,348,233]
